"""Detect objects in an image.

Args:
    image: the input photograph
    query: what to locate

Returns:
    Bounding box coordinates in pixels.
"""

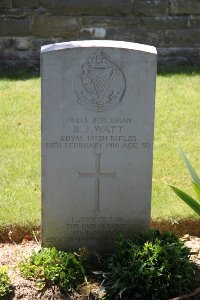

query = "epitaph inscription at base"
[41,40,157,251]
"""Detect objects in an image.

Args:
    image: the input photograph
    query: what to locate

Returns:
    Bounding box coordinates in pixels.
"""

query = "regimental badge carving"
[75,49,126,112]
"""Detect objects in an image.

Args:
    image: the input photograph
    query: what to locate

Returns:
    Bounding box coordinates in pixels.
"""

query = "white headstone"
[41,40,157,251]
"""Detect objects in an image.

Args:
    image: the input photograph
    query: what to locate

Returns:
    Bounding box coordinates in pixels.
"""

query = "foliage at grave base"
[102,230,197,300]
[0,266,11,298]
[169,146,200,216]
[19,247,85,291]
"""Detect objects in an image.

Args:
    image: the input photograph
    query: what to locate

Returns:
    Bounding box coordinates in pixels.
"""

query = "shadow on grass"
[158,64,200,76]
[0,67,40,80]
[1,64,200,80]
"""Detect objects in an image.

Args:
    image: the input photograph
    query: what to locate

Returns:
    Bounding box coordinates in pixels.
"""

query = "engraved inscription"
[79,154,115,211]
[75,49,126,112]
[45,114,152,151]
[45,135,152,150]
[45,216,129,244]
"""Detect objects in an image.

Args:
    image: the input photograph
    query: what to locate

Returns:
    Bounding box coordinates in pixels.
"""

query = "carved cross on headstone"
[79,154,116,211]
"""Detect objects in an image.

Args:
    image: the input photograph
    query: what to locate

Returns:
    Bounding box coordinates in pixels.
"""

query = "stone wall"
[1,0,200,68]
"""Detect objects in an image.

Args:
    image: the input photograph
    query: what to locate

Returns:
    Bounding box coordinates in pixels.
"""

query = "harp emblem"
[75,49,126,112]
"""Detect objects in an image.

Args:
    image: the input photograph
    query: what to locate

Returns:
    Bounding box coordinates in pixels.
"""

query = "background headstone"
[41,40,157,251]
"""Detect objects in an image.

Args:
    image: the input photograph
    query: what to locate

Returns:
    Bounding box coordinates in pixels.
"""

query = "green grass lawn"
[153,67,200,221]
[0,70,40,227]
[0,67,200,227]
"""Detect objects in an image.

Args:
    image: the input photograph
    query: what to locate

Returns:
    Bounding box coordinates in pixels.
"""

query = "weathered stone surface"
[164,29,200,46]
[80,27,106,39]
[189,16,200,28]
[15,37,31,50]
[0,18,31,36]
[30,38,64,49]
[82,15,190,29]
[0,0,12,8]
[141,16,189,29]
[41,0,132,15]
[41,40,157,251]
[133,0,169,16]
[82,15,191,29]
[33,15,80,38]
[0,8,28,18]
[82,16,141,27]
[13,0,39,8]
[106,28,164,47]
[0,38,15,49]
[0,0,199,68]
[170,0,200,15]
[0,49,39,67]
[158,47,200,64]
[0,36,64,50]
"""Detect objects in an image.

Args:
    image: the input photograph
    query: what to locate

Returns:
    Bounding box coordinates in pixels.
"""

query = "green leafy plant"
[169,146,200,216]
[102,230,196,300]
[19,247,84,291]
[0,266,11,298]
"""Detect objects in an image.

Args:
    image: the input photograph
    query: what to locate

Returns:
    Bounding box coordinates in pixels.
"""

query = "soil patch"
[0,235,199,299]
[0,225,40,244]
[151,219,200,237]
[0,219,200,299]
[0,241,103,299]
